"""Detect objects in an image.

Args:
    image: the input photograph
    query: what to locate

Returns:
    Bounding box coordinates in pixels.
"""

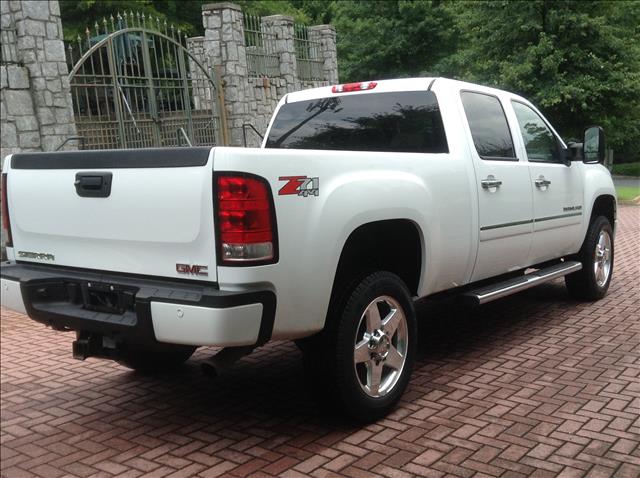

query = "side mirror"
[583,126,605,163]
[566,142,583,162]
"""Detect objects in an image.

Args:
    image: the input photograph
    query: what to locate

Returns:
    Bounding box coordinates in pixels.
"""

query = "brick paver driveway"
[1,206,638,478]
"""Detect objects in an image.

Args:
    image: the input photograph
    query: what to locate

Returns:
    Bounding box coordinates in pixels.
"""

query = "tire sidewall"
[334,272,417,421]
[583,216,614,298]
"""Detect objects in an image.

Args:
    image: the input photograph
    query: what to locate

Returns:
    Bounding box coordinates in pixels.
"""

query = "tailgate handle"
[75,172,112,198]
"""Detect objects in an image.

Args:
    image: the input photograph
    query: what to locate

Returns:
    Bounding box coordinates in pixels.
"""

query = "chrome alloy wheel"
[353,295,408,398]
[594,230,612,287]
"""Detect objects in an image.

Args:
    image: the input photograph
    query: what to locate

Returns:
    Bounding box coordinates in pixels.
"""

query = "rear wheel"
[116,343,196,373]
[303,271,416,422]
[565,215,614,301]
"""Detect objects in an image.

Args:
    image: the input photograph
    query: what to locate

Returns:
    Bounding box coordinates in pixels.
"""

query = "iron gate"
[66,12,225,149]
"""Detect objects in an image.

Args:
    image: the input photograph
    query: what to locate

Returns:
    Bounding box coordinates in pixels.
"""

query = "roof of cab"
[285,77,438,103]
[283,76,529,110]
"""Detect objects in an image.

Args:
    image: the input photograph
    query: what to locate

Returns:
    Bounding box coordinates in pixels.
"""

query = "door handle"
[535,178,551,188]
[75,172,112,198]
[481,178,503,189]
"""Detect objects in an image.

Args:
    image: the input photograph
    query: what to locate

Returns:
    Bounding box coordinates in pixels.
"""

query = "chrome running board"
[463,261,582,306]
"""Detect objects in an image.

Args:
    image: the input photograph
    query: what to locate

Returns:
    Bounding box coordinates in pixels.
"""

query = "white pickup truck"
[1,78,616,421]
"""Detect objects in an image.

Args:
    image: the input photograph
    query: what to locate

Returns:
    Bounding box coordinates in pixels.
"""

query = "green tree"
[332,0,458,82]
[438,0,640,161]
[60,0,171,41]
[60,0,311,41]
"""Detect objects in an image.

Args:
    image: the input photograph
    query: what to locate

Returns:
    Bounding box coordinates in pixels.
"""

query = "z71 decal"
[278,176,319,197]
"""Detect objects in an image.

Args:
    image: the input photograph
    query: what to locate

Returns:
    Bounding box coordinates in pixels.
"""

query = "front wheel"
[565,215,614,301]
[303,271,417,422]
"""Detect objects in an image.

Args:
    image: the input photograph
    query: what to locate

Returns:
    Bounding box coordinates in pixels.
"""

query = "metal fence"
[243,13,279,78]
[65,11,222,150]
[294,24,323,81]
[1,24,20,65]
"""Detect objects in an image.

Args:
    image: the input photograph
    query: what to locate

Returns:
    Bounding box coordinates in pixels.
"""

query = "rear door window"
[265,91,448,153]
[461,91,516,160]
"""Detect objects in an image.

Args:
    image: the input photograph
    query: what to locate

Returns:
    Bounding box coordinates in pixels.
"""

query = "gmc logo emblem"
[176,263,208,276]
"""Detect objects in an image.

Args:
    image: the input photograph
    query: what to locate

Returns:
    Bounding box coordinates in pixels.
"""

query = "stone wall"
[0,0,77,167]
[199,3,338,147]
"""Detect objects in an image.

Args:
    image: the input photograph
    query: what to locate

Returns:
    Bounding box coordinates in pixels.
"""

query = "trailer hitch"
[72,332,118,360]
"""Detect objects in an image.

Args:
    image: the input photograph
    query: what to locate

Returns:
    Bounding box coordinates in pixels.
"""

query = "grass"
[611,162,640,177]
[616,186,640,201]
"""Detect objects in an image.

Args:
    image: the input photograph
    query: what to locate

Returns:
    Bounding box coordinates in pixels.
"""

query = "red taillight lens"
[216,174,275,263]
[332,81,377,93]
[1,173,13,248]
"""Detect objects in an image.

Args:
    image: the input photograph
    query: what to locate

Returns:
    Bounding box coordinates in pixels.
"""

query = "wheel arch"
[589,194,616,230]
[330,219,424,301]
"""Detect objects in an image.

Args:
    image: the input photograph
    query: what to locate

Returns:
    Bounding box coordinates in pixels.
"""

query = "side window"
[461,91,516,160]
[511,101,560,163]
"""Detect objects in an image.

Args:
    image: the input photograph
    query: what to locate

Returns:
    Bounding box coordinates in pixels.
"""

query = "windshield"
[265,91,448,154]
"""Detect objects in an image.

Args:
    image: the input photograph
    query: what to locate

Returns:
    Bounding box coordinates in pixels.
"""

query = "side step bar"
[463,261,582,306]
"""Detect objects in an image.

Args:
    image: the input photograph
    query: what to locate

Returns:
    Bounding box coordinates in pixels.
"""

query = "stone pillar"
[186,36,210,111]
[261,15,297,93]
[4,0,77,154]
[1,1,38,163]
[202,2,247,146]
[309,25,338,84]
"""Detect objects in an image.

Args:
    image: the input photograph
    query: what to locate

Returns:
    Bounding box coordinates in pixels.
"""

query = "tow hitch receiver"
[72,332,118,360]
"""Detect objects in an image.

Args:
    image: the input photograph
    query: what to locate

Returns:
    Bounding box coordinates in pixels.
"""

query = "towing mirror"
[583,126,605,164]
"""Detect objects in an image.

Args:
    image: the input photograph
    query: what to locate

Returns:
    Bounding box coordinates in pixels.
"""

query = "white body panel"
[2,77,617,346]
[1,279,27,315]
[527,162,584,263]
[3,155,217,282]
[151,302,262,346]
[212,145,475,339]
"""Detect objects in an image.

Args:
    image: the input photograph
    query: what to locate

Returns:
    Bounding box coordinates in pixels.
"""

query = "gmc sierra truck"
[1,78,616,421]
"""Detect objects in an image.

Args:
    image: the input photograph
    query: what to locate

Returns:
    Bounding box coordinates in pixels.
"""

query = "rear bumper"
[0,262,275,347]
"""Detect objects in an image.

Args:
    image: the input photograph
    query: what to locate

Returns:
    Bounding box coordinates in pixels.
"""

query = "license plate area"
[80,282,137,315]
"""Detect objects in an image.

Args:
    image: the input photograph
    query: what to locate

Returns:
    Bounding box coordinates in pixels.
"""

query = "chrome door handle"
[481,178,503,189]
[535,178,551,188]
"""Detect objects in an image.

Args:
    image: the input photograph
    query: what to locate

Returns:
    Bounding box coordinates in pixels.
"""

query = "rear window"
[461,91,516,160]
[265,91,448,154]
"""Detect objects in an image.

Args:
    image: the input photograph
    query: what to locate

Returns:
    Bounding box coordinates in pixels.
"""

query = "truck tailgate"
[6,148,217,282]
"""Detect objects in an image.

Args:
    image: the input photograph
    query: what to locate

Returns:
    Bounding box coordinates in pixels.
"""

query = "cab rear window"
[265,91,448,154]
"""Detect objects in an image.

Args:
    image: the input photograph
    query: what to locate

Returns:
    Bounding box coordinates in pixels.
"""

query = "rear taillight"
[216,174,276,264]
[332,81,377,93]
[1,173,13,248]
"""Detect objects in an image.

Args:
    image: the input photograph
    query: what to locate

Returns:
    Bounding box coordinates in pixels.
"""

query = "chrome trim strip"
[481,212,583,231]
[481,219,533,231]
[535,212,583,222]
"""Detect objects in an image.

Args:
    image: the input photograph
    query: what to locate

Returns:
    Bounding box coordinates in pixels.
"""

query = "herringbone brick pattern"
[1,206,638,478]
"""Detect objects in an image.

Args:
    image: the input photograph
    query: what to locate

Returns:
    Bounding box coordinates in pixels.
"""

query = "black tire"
[303,271,417,422]
[565,215,614,301]
[116,342,196,373]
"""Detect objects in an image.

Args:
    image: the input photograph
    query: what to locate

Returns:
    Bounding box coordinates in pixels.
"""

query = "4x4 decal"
[278,176,319,197]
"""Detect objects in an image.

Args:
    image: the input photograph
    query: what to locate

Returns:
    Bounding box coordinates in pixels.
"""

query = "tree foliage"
[59,0,640,160]
[332,0,458,81]
[437,0,640,160]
